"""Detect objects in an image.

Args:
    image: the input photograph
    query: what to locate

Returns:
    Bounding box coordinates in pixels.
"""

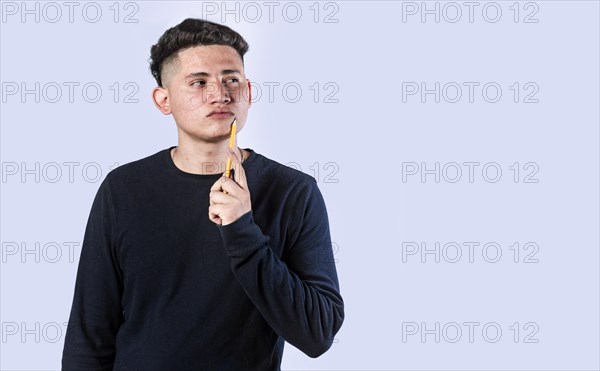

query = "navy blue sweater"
[61,146,344,370]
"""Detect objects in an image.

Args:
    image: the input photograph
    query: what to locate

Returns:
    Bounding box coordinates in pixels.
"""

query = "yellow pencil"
[225,118,237,179]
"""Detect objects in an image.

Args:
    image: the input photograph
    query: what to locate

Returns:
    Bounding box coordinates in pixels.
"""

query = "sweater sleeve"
[217,178,344,358]
[62,174,124,370]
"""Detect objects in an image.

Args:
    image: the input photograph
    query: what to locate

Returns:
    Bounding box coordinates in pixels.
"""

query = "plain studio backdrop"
[1,1,599,370]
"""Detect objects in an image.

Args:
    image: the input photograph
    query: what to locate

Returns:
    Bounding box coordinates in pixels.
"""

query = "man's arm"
[217,178,344,358]
[62,174,124,370]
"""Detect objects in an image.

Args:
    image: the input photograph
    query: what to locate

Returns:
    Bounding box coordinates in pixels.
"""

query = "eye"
[191,80,206,87]
[224,77,240,88]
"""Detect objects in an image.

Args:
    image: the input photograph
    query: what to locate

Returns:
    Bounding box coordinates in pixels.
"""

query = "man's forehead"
[184,69,242,79]
[161,45,244,86]
[175,47,242,73]
[178,45,242,64]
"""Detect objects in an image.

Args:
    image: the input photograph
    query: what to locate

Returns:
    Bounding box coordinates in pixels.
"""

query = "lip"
[207,110,234,118]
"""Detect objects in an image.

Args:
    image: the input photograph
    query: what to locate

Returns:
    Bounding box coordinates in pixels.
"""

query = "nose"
[206,80,231,104]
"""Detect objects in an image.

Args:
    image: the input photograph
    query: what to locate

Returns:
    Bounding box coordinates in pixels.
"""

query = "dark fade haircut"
[149,18,249,87]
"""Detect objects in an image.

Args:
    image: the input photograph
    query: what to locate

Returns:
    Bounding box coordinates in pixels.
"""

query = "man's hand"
[209,148,252,226]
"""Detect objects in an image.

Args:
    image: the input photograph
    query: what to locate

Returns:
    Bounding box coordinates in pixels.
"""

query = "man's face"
[159,44,250,144]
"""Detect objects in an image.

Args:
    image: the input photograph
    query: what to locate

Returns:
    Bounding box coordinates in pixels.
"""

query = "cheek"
[230,85,249,104]
[170,93,203,122]
[171,87,202,107]
[186,93,205,109]
[242,84,252,104]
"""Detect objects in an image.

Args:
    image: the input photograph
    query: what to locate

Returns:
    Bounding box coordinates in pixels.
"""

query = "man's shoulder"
[249,149,316,187]
[105,147,167,184]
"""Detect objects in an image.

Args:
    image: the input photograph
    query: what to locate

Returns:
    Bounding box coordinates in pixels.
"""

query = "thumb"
[228,147,248,188]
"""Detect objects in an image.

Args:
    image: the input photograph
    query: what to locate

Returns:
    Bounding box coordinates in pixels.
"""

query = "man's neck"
[171,141,245,175]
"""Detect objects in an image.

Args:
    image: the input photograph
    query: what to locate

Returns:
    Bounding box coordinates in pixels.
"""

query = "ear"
[247,79,252,107]
[152,86,172,115]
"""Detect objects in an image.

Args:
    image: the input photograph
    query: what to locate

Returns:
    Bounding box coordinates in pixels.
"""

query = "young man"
[61,18,344,370]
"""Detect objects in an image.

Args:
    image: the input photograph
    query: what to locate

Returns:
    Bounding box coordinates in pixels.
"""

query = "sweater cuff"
[217,210,266,256]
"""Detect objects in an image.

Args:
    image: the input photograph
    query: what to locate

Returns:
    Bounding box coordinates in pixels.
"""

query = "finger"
[208,204,223,225]
[228,147,248,189]
[211,169,236,191]
[209,189,232,205]
[211,174,234,196]
[219,175,240,197]
[208,203,219,219]
[210,176,224,193]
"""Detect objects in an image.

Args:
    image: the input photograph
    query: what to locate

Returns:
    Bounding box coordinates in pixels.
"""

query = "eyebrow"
[185,70,241,79]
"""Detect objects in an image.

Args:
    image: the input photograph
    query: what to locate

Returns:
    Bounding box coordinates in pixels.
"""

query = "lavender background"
[1,1,599,369]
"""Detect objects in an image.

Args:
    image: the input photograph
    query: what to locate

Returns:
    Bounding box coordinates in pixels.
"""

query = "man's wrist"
[217,210,266,256]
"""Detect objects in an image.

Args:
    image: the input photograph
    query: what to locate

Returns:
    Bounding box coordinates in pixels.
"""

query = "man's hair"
[149,18,249,87]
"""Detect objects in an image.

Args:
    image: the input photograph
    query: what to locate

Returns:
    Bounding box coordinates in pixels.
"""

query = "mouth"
[207,110,234,119]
